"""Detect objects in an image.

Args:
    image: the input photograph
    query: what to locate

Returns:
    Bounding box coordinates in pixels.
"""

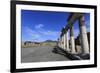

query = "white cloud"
[39,30,59,36]
[23,25,60,42]
[34,24,44,29]
[24,27,41,40]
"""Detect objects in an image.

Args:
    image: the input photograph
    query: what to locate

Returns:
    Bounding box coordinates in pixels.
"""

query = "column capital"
[79,15,86,26]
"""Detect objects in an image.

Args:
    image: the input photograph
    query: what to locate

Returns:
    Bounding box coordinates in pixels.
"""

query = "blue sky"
[21,10,90,42]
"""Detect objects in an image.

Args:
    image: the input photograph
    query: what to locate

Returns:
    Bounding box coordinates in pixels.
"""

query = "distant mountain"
[44,40,57,42]
[22,40,57,43]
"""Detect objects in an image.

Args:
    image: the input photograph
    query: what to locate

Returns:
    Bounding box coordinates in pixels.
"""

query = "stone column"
[59,38,61,47]
[63,33,66,50]
[58,38,60,47]
[60,36,62,48]
[61,36,63,49]
[60,38,61,48]
[79,16,89,54]
[65,31,70,51]
[62,35,64,49]
[70,26,76,54]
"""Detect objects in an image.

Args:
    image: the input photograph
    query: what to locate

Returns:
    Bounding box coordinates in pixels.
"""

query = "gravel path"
[21,46,70,63]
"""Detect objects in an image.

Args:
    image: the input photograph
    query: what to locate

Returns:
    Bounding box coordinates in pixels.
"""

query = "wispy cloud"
[22,26,41,42]
[34,24,44,29]
[39,30,59,36]
[34,24,60,37]
[22,24,60,42]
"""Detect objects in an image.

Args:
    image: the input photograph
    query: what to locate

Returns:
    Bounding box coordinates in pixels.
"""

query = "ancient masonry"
[58,13,89,54]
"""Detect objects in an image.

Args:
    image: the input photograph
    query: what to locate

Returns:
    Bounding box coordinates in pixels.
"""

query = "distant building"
[22,41,40,47]
[24,41,33,45]
[22,40,57,48]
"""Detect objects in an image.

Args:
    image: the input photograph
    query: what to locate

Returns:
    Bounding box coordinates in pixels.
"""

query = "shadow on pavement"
[52,46,90,60]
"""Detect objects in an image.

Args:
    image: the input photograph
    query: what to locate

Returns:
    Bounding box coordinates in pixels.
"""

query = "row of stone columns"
[58,14,89,54]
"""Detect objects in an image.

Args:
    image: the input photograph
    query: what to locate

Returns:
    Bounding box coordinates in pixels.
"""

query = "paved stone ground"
[21,46,70,63]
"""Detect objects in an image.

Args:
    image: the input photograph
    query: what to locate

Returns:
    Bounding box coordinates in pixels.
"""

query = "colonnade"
[58,13,89,54]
